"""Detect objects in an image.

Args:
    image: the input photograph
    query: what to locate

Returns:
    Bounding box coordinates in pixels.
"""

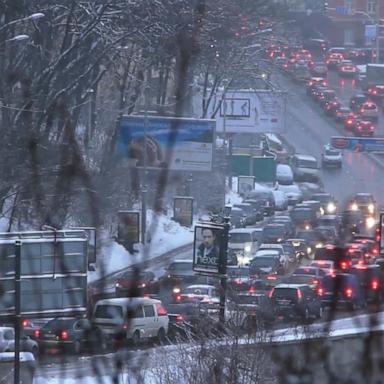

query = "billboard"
[118,211,140,246]
[252,156,276,183]
[210,90,286,134]
[331,136,384,153]
[173,197,194,227]
[117,115,215,171]
[238,176,255,196]
[193,224,226,274]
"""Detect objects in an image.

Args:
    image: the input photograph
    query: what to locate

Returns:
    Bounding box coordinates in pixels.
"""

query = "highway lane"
[274,70,384,210]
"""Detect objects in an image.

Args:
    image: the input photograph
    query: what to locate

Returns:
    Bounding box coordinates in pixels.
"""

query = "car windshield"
[235,295,262,305]
[251,257,278,268]
[298,159,317,168]
[184,287,210,295]
[284,275,313,284]
[169,262,193,272]
[272,288,298,300]
[355,195,373,203]
[94,305,123,320]
[227,267,250,278]
[312,194,331,203]
[230,233,252,243]
[296,231,323,242]
[323,275,353,290]
[290,209,313,220]
[325,149,340,156]
[121,271,147,279]
[263,226,285,236]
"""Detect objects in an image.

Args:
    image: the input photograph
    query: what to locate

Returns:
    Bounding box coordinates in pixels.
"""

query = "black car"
[289,207,319,229]
[249,256,284,278]
[311,193,338,215]
[261,223,288,244]
[229,207,246,229]
[270,284,322,321]
[230,293,275,327]
[37,317,107,354]
[349,94,368,112]
[348,264,383,304]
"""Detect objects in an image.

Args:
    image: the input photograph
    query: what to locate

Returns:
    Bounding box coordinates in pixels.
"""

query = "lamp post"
[0,12,45,33]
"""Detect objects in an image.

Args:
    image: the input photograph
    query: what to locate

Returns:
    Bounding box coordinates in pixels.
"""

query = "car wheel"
[72,340,82,354]
[132,330,140,347]
[157,328,166,344]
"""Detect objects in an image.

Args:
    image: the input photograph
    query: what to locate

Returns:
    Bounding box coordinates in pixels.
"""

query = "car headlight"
[327,202,336,213]
[173,287,181,294]
[244,245,251,253]
[366,216,376,229]
[368,204,375,214]
[320,207,325,215]
[115,282,121,288]
[351,203,358,211]
[304,224,311,230]
[315,242,323,249]
[307,246,312,254]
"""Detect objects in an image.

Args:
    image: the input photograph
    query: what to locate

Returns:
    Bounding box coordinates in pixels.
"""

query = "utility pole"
[141,85,149,244]
[14,241,21,384]
[218,212,230,325]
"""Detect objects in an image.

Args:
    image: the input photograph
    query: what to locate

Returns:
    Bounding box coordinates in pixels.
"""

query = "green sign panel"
[231,154,250,175]
[252,156,276,183]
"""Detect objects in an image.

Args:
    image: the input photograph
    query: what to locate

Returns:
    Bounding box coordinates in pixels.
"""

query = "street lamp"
[6,34,29,43]
[0,12,45,32]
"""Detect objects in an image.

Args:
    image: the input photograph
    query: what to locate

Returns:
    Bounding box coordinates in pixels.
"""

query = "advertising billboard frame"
[193,223,226,275]
[117,115,215,172]
[117,211,140,246]
[173,196,194,227]
[237,176,255,196]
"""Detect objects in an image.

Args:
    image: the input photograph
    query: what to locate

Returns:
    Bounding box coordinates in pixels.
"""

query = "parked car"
[37,318,106,354]
[270,284,323,321]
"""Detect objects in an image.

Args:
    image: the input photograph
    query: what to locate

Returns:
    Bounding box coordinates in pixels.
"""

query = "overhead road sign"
[331,136,384,153]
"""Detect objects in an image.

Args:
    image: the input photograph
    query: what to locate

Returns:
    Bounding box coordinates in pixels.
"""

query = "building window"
[345,0,355,14]
[367,0,377,14]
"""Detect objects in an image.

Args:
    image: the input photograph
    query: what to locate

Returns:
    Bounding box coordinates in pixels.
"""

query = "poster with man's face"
[193,225,224,274]
[380,213,384,254]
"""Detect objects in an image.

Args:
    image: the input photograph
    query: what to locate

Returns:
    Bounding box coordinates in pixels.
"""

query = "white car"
[321,145,342,168]
[276,164,294,185]
[276,183,303,205]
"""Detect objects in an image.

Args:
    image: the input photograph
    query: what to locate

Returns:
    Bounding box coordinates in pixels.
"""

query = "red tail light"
[340,261,349,270]
[34,329,40,338]
[347,119,352,124]
[248,286,256,293]
[317,287,324,296]
[268,288,274,299]
[60,330,69,340]
[345,288,353,298]
[176,315,184,322]
[176,295,181,301]
[22,319,29,327]
[123,323,128,330]
[313,279,319,285]
[297,289,303,300]
[371,279,379,290]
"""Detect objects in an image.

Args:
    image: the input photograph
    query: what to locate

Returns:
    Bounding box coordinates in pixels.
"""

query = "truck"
[361,64,384,89]
[0,230,89,334]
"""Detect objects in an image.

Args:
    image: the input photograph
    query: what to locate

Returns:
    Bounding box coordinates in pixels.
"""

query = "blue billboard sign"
[331,136,384,152]
[117,115,215,171]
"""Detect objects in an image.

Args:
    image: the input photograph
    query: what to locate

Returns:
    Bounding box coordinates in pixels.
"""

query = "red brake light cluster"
[176,314,184,322]
[60,330,69,340]
[22,319,29,327]
[34,329,40,338]
[317,287,324,296]
[371,279,379,290]
[345,288,353,298]
[297,289,303,300]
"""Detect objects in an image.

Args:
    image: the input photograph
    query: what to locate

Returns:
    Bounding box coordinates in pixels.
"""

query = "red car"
[353,120,375,137]
[344,113,359,130]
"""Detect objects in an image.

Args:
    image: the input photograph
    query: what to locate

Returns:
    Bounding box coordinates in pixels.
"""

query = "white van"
[228,228,262,265]
[91,297,169,344]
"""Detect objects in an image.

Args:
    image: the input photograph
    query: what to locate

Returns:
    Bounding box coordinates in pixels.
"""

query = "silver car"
[0,327,39,357]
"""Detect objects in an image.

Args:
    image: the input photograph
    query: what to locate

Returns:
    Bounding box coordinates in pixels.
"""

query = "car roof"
[185,284,216,289]
[293,154,317,161]
[229,228,262,234]
[95,297,162,306]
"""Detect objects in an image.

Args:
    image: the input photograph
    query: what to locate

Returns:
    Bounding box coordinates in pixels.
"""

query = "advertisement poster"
[118,211,140,245]
[173,197,194,227]
[117,115,215,171]
[237,176,255,196]
[380,213,384,255]
[331,136,384,153]
[193,224,225,274]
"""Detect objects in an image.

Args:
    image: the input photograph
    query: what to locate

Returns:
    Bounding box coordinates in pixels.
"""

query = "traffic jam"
[8,40,384,359]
